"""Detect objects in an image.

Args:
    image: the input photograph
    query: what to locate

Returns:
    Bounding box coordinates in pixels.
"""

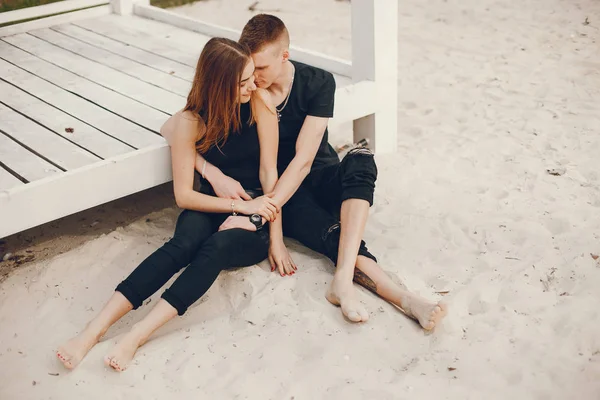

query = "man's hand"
[269,239,297,277]
[236,195,278,222]
[218,216,256,232]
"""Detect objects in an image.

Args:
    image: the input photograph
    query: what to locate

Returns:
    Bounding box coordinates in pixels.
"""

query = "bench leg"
[351,0,398,153]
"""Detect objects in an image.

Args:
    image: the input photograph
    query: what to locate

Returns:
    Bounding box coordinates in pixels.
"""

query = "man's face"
[251,42,285,89]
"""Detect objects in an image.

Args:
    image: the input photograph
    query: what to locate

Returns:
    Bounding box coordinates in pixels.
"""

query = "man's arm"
[270,116,328,207]
[270,68,335,208]
[252,89,282,236]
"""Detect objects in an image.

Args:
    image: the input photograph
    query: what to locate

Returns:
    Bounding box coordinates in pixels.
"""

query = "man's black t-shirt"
[276,60,340,173]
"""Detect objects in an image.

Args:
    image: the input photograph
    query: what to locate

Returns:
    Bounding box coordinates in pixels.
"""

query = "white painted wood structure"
[0,0,398,238]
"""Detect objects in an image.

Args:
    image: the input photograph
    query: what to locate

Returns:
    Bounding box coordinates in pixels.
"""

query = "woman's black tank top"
[199,102,261,191]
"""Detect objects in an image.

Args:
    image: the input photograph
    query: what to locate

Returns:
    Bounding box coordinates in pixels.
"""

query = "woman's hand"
[205,170,252,201]
[237,195,278,222]
[269,239,297,277]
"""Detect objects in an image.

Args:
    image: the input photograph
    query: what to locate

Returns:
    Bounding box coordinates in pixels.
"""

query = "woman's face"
[239,59,257,103]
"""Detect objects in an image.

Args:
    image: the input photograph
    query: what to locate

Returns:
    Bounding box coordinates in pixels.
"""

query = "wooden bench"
[0,0,398,238]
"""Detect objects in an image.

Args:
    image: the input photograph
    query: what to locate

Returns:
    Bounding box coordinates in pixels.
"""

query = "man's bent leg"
[325,198,371,322]
[321,148,378,322]
[283,186,368,322]
[354,256,447,330]
[321,224,447,330]
[287,184,447,330]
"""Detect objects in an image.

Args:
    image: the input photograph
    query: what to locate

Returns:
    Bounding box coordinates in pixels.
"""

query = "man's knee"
[341,148,377,181]
[339,148,377,204]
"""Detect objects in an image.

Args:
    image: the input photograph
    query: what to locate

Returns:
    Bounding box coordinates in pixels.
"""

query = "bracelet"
[231,200,237,216]
[201,159,207,179]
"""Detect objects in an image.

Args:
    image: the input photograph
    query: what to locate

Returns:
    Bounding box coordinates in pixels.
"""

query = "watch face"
[250,214,261,223]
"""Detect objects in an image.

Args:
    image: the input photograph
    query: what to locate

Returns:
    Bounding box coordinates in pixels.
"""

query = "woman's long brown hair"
[184,37,251,154]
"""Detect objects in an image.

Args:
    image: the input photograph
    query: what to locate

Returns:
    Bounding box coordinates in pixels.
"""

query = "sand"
[1,0,600,399]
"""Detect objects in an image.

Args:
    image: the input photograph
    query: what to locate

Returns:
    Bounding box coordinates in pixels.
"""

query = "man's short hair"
[239,14,290,53]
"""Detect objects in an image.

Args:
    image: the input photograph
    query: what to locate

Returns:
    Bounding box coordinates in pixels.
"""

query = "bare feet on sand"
[400,293,447,330]
[104,328,147,372]
[326,278,369,322]
[56,328,100,369]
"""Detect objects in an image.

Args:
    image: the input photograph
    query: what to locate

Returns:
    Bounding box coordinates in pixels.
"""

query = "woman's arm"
[194,153,252,200]
[160,111,276,219]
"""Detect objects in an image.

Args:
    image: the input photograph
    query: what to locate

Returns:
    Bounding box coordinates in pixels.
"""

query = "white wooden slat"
[0,80,133,159]
[0,103,99,170]
[3,33,185,115]
[133,5,354,77]
[0,0,108,25]
[28,28,192,96]
[51,23,195,81]
[0,167,23,192]
[0,57,163,149]
[0,6,111,38]
[0,133,61,182]
[0,143,171,239]
[0,42,168,137]
[73,16,200,67]
[108,13,212,55]
[74,15,199,68]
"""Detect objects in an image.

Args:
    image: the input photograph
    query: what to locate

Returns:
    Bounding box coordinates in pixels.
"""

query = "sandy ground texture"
[1,0,600,399]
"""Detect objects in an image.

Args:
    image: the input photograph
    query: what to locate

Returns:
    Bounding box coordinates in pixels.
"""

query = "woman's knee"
[193,229,268,269]
[163,234,202,263]
[167,210,214,259]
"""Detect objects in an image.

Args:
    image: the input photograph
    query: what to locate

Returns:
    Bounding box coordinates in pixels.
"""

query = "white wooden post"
[112,0,148,15]
[351,0,398,153]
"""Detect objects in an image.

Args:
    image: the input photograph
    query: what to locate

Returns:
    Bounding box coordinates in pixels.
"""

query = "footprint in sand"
[544,217,571,236]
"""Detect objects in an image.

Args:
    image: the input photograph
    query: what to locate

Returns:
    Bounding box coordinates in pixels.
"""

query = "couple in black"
[57,14,446,372]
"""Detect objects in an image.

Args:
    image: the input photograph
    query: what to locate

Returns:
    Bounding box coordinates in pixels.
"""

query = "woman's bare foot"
[104,326,148,372]
[400,293,447,330]
[326,277,369,322]
[56,328,101,369]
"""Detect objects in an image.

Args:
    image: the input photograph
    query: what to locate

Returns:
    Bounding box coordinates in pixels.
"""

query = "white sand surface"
[1,0,600,399]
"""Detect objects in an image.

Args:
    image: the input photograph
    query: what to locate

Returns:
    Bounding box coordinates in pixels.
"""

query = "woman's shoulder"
[160,109,206,145]
[251,88,276,114]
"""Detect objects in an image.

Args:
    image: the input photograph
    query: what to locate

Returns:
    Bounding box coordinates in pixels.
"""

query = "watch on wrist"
[249,214,264,231]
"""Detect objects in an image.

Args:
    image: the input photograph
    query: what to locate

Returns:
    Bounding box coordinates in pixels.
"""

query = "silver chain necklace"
[276,64,295,121]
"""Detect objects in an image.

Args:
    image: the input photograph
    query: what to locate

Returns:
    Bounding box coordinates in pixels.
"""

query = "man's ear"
[282,49,290,62]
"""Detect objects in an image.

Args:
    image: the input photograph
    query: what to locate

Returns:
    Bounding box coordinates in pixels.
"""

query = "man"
[187,15,446,329]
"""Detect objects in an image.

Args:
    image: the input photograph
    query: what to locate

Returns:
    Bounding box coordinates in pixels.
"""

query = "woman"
[56,37,294,372]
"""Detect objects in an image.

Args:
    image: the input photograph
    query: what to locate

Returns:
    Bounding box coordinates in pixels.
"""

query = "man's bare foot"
[56,328,100,369]
[400,293,447,330]
[104,327,147,372]
[326,277,369,322]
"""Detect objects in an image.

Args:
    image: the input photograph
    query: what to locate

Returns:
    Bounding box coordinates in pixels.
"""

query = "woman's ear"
[282,49,290,63]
